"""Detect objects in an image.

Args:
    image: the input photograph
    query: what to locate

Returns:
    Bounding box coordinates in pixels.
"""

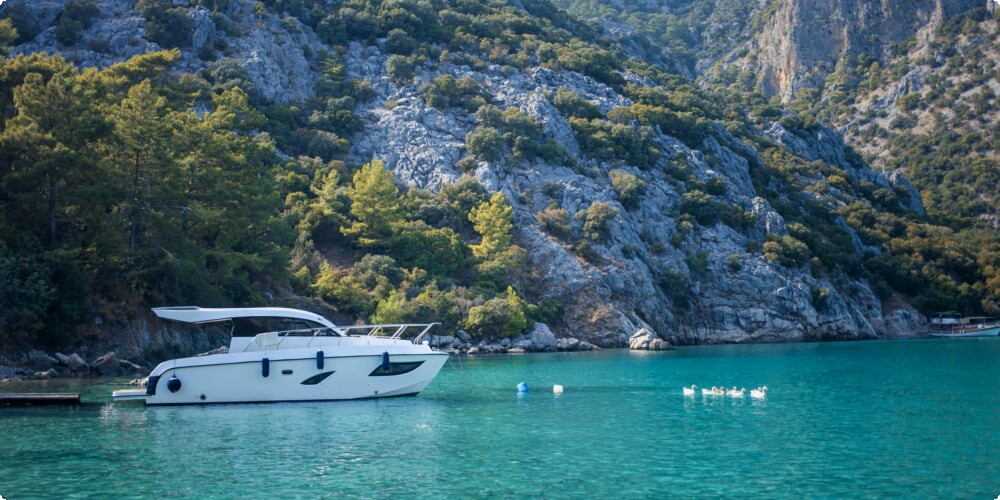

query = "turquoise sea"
[1,338,998,499]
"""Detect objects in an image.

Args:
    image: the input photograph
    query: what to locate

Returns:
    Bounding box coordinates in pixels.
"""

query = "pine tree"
[341,160,402,247]
[469,191,513,259]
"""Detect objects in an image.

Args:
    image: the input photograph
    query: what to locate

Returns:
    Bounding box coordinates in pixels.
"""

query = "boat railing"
[965,317,998,328]
[243,324,439,350]
[244,328,337,351]
[339,323,439,344]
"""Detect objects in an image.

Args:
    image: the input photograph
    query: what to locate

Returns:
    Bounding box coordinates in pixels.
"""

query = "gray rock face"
[338,41,924,346]
[430,335,456,349]
[55,352,87,371]
[629,329,672,351]
[735,0,984,101]
[6,0,322,103]
[766,122,924,216]
[25,350,58,371]
[557,338,581,351]
[1,0,936,354]
[528,323,557,351]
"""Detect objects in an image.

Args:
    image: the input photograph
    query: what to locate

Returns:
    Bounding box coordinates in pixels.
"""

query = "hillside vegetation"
[0,0,998,355]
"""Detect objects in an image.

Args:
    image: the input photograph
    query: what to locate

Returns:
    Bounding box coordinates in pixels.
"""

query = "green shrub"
[535,207,573,239]
[578,201,618,241]
[610,170,646,210]
[56,1,100,46]
[464,287,528,339]
[136,0,194,49]
[419,75,488,112]
[656,270,691,311]
[386,55,417,83]
[465,126,504,162]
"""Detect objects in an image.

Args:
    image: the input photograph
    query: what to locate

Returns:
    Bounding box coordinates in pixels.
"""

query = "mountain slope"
[0,0,994,361]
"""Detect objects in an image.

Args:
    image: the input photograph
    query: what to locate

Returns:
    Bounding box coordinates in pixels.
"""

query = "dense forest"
[0,0,998,354]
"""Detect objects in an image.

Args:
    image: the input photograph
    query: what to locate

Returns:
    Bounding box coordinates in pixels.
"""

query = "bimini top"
[152,307,337,329]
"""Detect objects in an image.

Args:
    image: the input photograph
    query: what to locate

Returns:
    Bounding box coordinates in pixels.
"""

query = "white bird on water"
[750,386,768,399]
[682,385,697,396]
[726,387,745,397]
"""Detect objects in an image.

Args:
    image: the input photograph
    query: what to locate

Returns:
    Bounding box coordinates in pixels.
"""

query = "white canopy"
[152,307,337,329]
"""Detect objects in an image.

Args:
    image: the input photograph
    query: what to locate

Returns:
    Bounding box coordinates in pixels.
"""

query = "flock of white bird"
[682,385,768,399]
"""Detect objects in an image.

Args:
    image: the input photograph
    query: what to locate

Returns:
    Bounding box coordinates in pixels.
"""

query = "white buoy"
[553,384,564,394]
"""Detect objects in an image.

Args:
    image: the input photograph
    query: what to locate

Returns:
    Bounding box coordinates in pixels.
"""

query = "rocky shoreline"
[0,323,675,382]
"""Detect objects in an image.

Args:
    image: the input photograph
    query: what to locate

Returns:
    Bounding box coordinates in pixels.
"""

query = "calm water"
[1,339,998,499]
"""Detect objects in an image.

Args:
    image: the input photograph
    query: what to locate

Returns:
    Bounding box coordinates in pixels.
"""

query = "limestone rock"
[557,338,581,352]
[55,353,88,371]
[528,323,558,351]
[629,329,672,351]
[430,335,456,349]
[25,350,58,371]
[735,0,983,101]
[90,352,122,376]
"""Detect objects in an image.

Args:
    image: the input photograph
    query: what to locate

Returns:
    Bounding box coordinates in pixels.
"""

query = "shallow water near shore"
[1,338,998,498]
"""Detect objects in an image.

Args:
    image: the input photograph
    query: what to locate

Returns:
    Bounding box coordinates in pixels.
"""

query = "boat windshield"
[231,317,338,337]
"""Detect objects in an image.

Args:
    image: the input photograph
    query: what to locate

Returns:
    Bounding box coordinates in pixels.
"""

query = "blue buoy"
[167,375,181,393]
[316,351,324,370]
[262,357,270,377]
[517,382,529,393]
[381,351,391,371]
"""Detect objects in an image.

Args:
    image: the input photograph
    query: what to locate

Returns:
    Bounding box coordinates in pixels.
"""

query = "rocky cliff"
[0,0,941,360]
[730,0,985,101]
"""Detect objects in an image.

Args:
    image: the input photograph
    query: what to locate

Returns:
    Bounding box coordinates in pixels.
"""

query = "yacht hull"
[928,326,1000,338]
[139,348,449,405]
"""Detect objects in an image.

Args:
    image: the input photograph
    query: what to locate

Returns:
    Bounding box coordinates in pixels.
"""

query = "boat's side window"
[369,361,424,376]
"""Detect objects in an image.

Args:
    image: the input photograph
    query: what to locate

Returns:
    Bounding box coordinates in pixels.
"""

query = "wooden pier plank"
[0,393,81,406]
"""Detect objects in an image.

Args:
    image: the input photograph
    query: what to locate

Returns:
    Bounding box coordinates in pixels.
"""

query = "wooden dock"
[0,393,81,406]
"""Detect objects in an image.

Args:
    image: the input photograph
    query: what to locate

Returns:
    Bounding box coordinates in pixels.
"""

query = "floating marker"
[553,384,564,394]
[517,382,529,393]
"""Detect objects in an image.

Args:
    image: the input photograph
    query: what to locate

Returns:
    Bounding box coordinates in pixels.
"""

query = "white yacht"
[112,307,450,405]
[928,312,1000,338]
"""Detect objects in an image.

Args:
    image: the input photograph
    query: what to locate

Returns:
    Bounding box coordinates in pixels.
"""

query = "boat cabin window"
[231,317,337,337]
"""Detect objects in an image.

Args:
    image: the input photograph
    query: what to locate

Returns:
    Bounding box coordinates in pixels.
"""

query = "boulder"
[430,335,456,348]
[513,339,532,350]
[119,359,144,372]
[25,350,57,371]
[456,330,472,342]
[557,337,581,351]
[528,323,558,351]
[629,328,673,351]
[90,352,123,376]
[55,352,87,371]
[576,341,600,351]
